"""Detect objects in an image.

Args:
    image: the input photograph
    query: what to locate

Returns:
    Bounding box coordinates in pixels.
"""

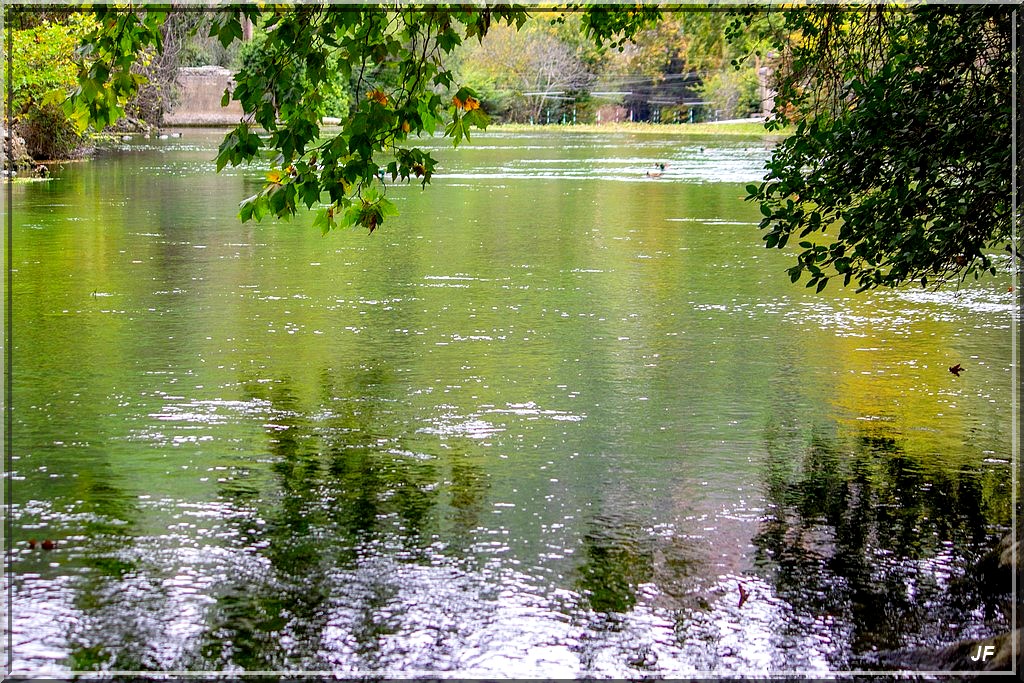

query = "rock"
[1,124,37,176]
[874,533,1021,672]
[932,629,1020,672]
[876,630,1021,672]
[998,533,1019,572]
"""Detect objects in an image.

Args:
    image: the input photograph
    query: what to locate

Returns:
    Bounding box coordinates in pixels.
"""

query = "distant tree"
[458,22,594,123]
[699,68,761,120]
[589,11,774,123]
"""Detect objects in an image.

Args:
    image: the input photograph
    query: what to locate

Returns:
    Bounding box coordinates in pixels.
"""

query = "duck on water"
[646,162,667,178]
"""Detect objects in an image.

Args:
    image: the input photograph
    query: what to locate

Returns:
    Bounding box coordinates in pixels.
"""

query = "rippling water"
[7,129,1015,675]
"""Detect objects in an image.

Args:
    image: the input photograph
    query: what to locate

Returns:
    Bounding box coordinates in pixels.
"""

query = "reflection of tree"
[574,511,699,618]
[54,474,171,671]
[193,367,488,670]
[755,421,1011,664]
[193,378,331,669]
[576,518,654,615]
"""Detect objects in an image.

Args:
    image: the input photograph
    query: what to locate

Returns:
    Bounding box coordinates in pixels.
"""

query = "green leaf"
[239,194,259,223]
[312,208,330,234]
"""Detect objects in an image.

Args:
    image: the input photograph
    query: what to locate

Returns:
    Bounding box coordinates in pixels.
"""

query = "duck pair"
[646,162,667,178]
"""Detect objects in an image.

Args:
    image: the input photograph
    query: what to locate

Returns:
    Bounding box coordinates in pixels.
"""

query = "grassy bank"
[484,120,790,138]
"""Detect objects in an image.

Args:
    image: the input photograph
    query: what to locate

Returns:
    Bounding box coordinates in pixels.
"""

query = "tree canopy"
[744,4,1019,291]
[64,3,1019,290]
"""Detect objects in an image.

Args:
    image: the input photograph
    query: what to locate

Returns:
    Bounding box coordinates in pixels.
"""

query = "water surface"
[6,129,1015,676]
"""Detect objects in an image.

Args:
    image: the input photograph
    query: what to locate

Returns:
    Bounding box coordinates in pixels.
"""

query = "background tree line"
[5,4,1018,293]
[5,8,767,162]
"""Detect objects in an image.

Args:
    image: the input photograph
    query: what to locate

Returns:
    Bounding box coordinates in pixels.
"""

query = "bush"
[237,32,351,120]
[178,18,240,68]
[9,13,94,158]
[19,104,83,161]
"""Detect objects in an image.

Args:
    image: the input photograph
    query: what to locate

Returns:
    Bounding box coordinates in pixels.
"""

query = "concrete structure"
[163,66,249,126]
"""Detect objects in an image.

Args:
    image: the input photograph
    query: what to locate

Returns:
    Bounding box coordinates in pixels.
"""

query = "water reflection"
[8,131,1014,675]
[755,421,1011,665]
[189,368,492,670]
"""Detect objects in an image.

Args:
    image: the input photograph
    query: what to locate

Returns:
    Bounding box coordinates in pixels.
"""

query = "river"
[6,129,1015,675]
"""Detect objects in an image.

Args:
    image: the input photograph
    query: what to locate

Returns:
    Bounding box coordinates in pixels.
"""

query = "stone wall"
[164,66,249,126]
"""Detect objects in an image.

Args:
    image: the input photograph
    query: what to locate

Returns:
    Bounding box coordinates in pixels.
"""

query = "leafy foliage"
[235,30,351,121]
[63,7,168,133]
[746,5,1018,290]
[8,12,95,158]
[69,6,533,233]
[122,12,199,128]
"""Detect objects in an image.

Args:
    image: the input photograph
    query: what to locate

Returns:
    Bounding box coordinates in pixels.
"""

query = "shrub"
[236,31,351,120]
[19,104,84,161]
[9,13,94,159]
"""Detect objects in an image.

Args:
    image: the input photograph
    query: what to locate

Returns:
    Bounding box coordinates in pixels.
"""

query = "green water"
[5,130,1015,675]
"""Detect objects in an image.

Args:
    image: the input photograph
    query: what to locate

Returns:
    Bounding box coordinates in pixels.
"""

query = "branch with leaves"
[66,5,524,232]
[66,4,663,234]
[742,4,1018,291]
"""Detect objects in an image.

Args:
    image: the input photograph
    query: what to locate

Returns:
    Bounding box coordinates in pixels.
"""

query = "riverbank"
[164,119,787,139]
[484,120,788,137]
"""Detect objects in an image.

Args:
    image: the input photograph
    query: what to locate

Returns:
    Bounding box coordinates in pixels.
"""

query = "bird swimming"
[646,162,667,178]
